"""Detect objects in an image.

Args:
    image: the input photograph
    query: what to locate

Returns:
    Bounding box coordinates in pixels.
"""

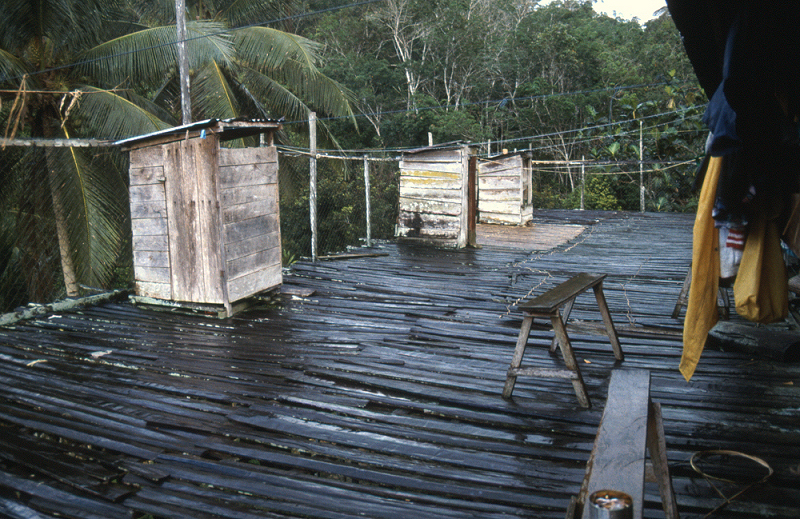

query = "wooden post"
[639,120,645,213]
[526,155,533,208]
[458,145,472,248]
[364,155,372,247]
[309,112,318,261]
[175,0,191,125]
[467,154,477,247]
[580,157,585,211]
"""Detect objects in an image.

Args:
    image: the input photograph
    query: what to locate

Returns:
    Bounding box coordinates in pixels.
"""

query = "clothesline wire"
[277,146,696,175]
[284,80,702,131]
[501,108,705,151]
[523,118,705,156]
[278,107,705,159]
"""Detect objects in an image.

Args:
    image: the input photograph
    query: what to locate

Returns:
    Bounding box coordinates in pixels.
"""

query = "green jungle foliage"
[0,0,354,310]
[0,0,707,310]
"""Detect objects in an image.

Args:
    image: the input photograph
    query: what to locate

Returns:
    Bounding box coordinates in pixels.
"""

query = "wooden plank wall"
[130,140,282,309]
[478,154,533,225]
[129,146,172,301]
[397,148,467,246]
[219,147,282,302]
[164,138,225,305]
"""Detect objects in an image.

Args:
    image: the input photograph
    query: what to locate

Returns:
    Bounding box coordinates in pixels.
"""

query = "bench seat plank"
[519,273,606,314]
[507,367,578,380]
[582,370,650,519]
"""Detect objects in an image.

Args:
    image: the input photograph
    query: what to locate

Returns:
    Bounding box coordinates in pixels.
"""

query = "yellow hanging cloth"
[681,156,789,381]
[680,157,722,382]
[733,206,788,323]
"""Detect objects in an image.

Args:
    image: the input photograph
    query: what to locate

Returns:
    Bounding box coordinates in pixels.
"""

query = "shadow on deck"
[1,210,799,518]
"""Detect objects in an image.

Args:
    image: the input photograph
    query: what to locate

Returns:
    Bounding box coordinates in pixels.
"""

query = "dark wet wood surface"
[1,210,799,519]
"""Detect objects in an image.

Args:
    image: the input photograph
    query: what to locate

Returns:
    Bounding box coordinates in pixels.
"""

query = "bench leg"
[647,401,680,519]
[551,310,590,408]
[573,407,601,513]
[672,268,691,319]
[592,282,624,361]
[565,495,580,519]
[503,314,534,399]
[550,297,576,353]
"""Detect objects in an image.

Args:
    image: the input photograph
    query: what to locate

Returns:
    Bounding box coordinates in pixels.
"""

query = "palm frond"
[0,220,32,310]
[230,75,274,120]
[0,0,37,50]
[234,65,345,150]
[56,0,123,52]
[185,21,237,69]
[238,65,309,121]
[233,26,355,121]
[0,0,113,56]
[278,59,357,121]
[234,26,323,74]
[71,86,175,139]
[45,143,129,290]
[0,48,29,85]
[220,0,283,28]
[75,21,235,88]
[151,73,181,109]
[193,60,240,120]
[124,0,176,25]
[0,148,62,307]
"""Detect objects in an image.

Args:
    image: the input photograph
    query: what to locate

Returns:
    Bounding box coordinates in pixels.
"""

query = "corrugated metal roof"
[115,117,283,148]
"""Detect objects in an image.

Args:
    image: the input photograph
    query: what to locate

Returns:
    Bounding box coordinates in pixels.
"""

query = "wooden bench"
[503,273,623,408]
[671,265,731,320]
[567,369,679,519]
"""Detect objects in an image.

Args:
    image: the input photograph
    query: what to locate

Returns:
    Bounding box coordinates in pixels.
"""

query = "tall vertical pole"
[580,157,585,211]
[175,0,191,125]
[639,120,645,213]
[363,155,372,247]
[309,112,318,261]
[467,153,477,247]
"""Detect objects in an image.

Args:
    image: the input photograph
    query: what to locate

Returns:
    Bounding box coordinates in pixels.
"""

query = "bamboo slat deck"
[1,210,799,519]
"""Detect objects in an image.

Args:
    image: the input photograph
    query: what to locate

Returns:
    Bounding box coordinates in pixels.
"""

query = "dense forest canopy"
[301,0,704,162]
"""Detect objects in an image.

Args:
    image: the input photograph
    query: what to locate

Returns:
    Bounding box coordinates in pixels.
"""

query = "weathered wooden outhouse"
[396,144,477,248]
[118,118,283,317]
[477,151,533,225]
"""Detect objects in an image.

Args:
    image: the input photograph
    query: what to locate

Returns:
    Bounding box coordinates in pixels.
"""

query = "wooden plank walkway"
[476,222,586,250]
[1,210,799,519]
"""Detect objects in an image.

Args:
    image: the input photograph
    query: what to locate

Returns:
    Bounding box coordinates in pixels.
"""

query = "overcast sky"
[539,0,667,22]
[591,0,667,21]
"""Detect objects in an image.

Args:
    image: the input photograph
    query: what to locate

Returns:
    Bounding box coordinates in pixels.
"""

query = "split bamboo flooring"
[1,210,799,519]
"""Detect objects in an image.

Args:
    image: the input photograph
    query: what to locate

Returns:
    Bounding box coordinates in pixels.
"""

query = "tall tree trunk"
[379,0,428,112]
[39,99,82,298]
[45,150,80,297]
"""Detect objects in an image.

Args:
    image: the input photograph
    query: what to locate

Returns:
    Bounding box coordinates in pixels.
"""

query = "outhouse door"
[163,138,227,304]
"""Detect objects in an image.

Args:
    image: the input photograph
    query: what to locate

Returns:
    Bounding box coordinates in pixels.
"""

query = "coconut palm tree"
[0,0,355,310]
